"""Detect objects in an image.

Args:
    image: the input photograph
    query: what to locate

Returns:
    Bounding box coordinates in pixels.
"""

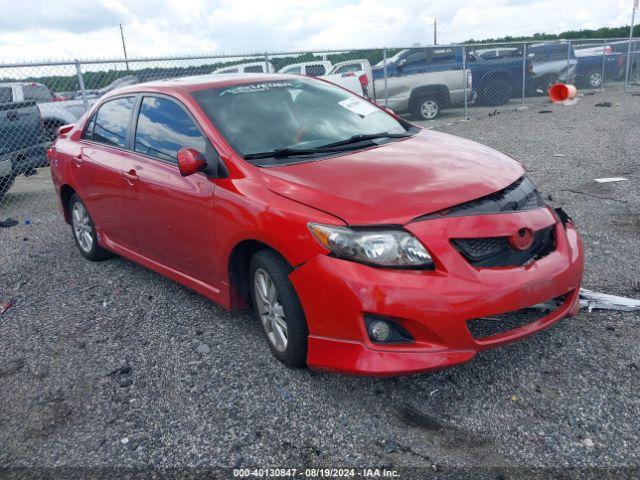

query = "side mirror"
[397,58,406,69]
[177,147,207,177]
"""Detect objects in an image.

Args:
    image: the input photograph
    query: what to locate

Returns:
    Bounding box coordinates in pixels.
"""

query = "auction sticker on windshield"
[338,97,379,117]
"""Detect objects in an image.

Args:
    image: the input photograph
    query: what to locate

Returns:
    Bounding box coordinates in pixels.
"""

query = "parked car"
[49,74,584,376]
[608,39,640,84]
[0,85,48,198]
[372,65,471,120]
[213,61,274,74]
[1,82,88,140]
[526,42,577,93]
[278,60,373,98]
[72,75,141,101]
[573,45,626,88]
[373,47,530,106]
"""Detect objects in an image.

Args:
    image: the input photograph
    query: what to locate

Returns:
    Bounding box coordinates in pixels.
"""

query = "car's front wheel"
[249,249,308,367]
[69,194,113,261]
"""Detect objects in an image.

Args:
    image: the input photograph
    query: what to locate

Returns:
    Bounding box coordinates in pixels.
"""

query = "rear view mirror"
[177,147,207,177]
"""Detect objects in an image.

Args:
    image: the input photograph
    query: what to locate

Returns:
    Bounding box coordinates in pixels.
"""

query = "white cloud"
[0,0,634,63]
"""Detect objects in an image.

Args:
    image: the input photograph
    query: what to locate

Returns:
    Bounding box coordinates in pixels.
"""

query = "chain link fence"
[0,37,638,223]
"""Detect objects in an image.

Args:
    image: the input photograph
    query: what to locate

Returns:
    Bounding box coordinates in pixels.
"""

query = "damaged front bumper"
[290,206,584,376]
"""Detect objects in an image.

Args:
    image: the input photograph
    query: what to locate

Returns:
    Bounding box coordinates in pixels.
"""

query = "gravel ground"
[0,86,639,479]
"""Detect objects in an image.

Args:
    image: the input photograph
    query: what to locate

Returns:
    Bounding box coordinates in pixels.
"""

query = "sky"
[0,0,635,62]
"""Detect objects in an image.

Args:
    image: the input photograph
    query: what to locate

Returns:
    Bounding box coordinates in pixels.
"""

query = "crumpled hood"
[260,130,525,225]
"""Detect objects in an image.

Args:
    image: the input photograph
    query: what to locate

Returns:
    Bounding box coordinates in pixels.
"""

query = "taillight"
[466,71,472,90]
[604,46,612,55]
[617,55,624,66]
[57,124,74,138]
[359,73,369,87]
[527,61,533,73]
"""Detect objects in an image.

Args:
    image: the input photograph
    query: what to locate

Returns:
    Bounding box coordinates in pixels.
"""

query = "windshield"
[374,49,408,67]
[192,78,407,161]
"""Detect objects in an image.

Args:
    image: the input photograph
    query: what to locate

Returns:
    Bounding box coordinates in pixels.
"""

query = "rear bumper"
[290,207,584,376]
[0,142,49,177]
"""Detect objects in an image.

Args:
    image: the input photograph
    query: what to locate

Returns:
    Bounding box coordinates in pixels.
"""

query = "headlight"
[308,223,433,268]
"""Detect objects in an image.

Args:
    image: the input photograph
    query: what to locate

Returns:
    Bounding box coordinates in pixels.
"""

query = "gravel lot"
[1,86,639,479]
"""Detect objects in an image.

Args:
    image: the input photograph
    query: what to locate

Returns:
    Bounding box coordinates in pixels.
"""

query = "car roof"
[110,73,298,96]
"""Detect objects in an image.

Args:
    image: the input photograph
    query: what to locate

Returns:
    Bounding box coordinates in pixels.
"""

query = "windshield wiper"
[243,132,412,160]
[316,132,412,150]
[244,147,337,160]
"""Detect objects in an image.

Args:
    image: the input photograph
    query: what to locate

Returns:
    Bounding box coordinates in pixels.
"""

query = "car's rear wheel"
[249,249,308,367]
[410,96,440,121]
[69,194,113,261]
[0,175,16,198]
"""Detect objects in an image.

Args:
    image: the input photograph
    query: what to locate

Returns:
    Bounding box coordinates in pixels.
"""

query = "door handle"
[122,169,139,182]
[73,153,83,167]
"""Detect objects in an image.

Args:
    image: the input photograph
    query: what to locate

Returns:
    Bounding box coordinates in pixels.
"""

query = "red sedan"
[48,74,584,376]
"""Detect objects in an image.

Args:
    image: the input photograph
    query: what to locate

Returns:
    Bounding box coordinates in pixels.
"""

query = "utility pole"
[625,0,638,91]
[434,18,437,45]
[120,23,130,72]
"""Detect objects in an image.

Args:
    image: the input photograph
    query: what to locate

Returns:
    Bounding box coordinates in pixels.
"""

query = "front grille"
[452,225,556,268]
[467,296,565,339]
[415,176,544,221]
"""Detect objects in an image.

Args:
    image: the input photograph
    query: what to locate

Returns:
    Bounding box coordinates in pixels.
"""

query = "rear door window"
[244,65,264,73]
[92,96,136,148]
[134,96,206,164]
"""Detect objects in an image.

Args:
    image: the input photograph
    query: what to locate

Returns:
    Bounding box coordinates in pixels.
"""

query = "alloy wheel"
[420,100,439,120]
[72,201,94,253]
[589,72,602,88]
[254,268,288,352]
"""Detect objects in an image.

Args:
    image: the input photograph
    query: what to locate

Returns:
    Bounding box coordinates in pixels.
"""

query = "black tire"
[409,95,440,121]
[479,76,512,106]
[584,69,602,89]
[0,175,16,198]
[69,193,113,261]
[249,249,308,368]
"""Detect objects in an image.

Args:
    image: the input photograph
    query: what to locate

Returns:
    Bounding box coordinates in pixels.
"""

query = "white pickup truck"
[278,60,374,98]
[0,82,88,140]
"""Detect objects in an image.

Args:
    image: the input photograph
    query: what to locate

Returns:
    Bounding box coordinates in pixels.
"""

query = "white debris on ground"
[578,289,640,312]
[594,177,628,183]
[532,289,640,313]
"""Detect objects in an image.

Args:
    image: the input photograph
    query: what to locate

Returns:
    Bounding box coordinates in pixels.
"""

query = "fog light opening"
[364,315,414,344]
